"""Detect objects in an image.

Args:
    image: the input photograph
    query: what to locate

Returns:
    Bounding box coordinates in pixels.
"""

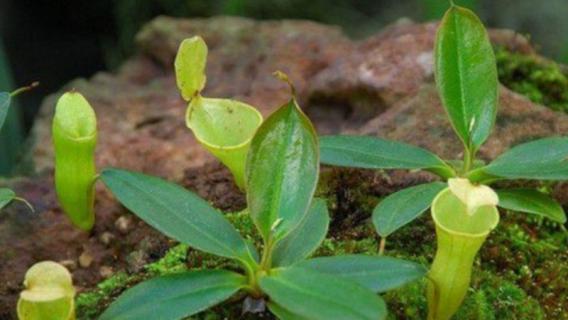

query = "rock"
[357,84,568,161]
[308,21,534,117]
[29,16,353,181]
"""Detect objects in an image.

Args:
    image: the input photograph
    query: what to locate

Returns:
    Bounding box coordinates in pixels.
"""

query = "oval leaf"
[0,188,16,210]
[435,5,498,149]
[100,270,245,320]
[272,198,329,267]
[300,255,427,293]
[260,266,387,320]
[373,182,446,237]
[484,136,568,180]
[268,302,311,320]
[0,92,11,131]
[497,189,566,223]
[246,99,319,242]
[320,136,454,178]
[175,36,208,100]
[100,168,254,264]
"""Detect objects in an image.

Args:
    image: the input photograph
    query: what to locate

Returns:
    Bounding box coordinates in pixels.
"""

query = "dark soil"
[0,164,247,319]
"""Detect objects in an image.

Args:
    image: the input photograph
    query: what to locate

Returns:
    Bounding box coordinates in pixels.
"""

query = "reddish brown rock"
[358,84,568,161]
[308,20,534,113]
[30,16,353,180]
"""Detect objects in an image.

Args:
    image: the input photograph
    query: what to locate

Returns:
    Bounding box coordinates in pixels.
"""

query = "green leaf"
[100,168,255,264]
[272,198,329,267]
[435,5,498,150]
[497,189,566,223]
[320,136,454,178]
[0,188,16,210]
[260,266,387,320]
[99,270,245,320]
[483,136,568,180]
[246,99,319,242]
[300,255,427,293]
[175,36,208,100]
[268,302,311,320]
[373,182,446,237]
[0,92,11,131]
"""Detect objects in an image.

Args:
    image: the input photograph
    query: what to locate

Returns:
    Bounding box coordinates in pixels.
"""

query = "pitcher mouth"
[431,188,499,238]
[186,97,263,151]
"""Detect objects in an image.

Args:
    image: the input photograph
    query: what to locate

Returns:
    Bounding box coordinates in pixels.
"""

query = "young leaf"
[268,302,311,320]
[246,99,319,242]
[260,267,387,320]
[100,168,255,264]
[0,188,16,210]
[0,92,11,131]
[52,92,97,230]
[320,136,454,178]
[448,178,498,216]
[175,36,208,100]
[373,182,446,237]
[300,255,427,293]
[435,5,498,150]
[483,136,568,180]
[497,189,566,223]
[271,198,329,267]
[99,270,245,320]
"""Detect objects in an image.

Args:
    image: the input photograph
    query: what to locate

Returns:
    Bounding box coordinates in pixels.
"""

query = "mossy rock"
[496,47,568,113]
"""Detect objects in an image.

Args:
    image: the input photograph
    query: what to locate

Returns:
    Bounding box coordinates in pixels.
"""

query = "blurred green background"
[1,0,567,174]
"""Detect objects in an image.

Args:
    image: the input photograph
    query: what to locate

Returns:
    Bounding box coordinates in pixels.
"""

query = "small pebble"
[58,259,78,271]
[99,232,115,246]
[99,266,114,278]
[115,216,131,234]
[79,251,93,268]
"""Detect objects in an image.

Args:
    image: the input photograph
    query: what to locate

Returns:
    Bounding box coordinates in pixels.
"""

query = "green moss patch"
[496,47,568,112]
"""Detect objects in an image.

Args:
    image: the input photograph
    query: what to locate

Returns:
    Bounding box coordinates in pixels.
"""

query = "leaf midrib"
[322,144,441,168]
[267,106,297,238]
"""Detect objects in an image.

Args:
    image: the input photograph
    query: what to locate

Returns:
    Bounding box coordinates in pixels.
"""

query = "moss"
[76,272,132,319]
[145,243,189,276]
[496,47,568,112]
[76,244,191,319]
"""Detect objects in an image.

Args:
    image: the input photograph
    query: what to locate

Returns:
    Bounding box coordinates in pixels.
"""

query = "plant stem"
[13,197,34,213]
[378,237,386,255]
[10,82,39,97]
[259,238,274,271]
[462,146,475,176]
